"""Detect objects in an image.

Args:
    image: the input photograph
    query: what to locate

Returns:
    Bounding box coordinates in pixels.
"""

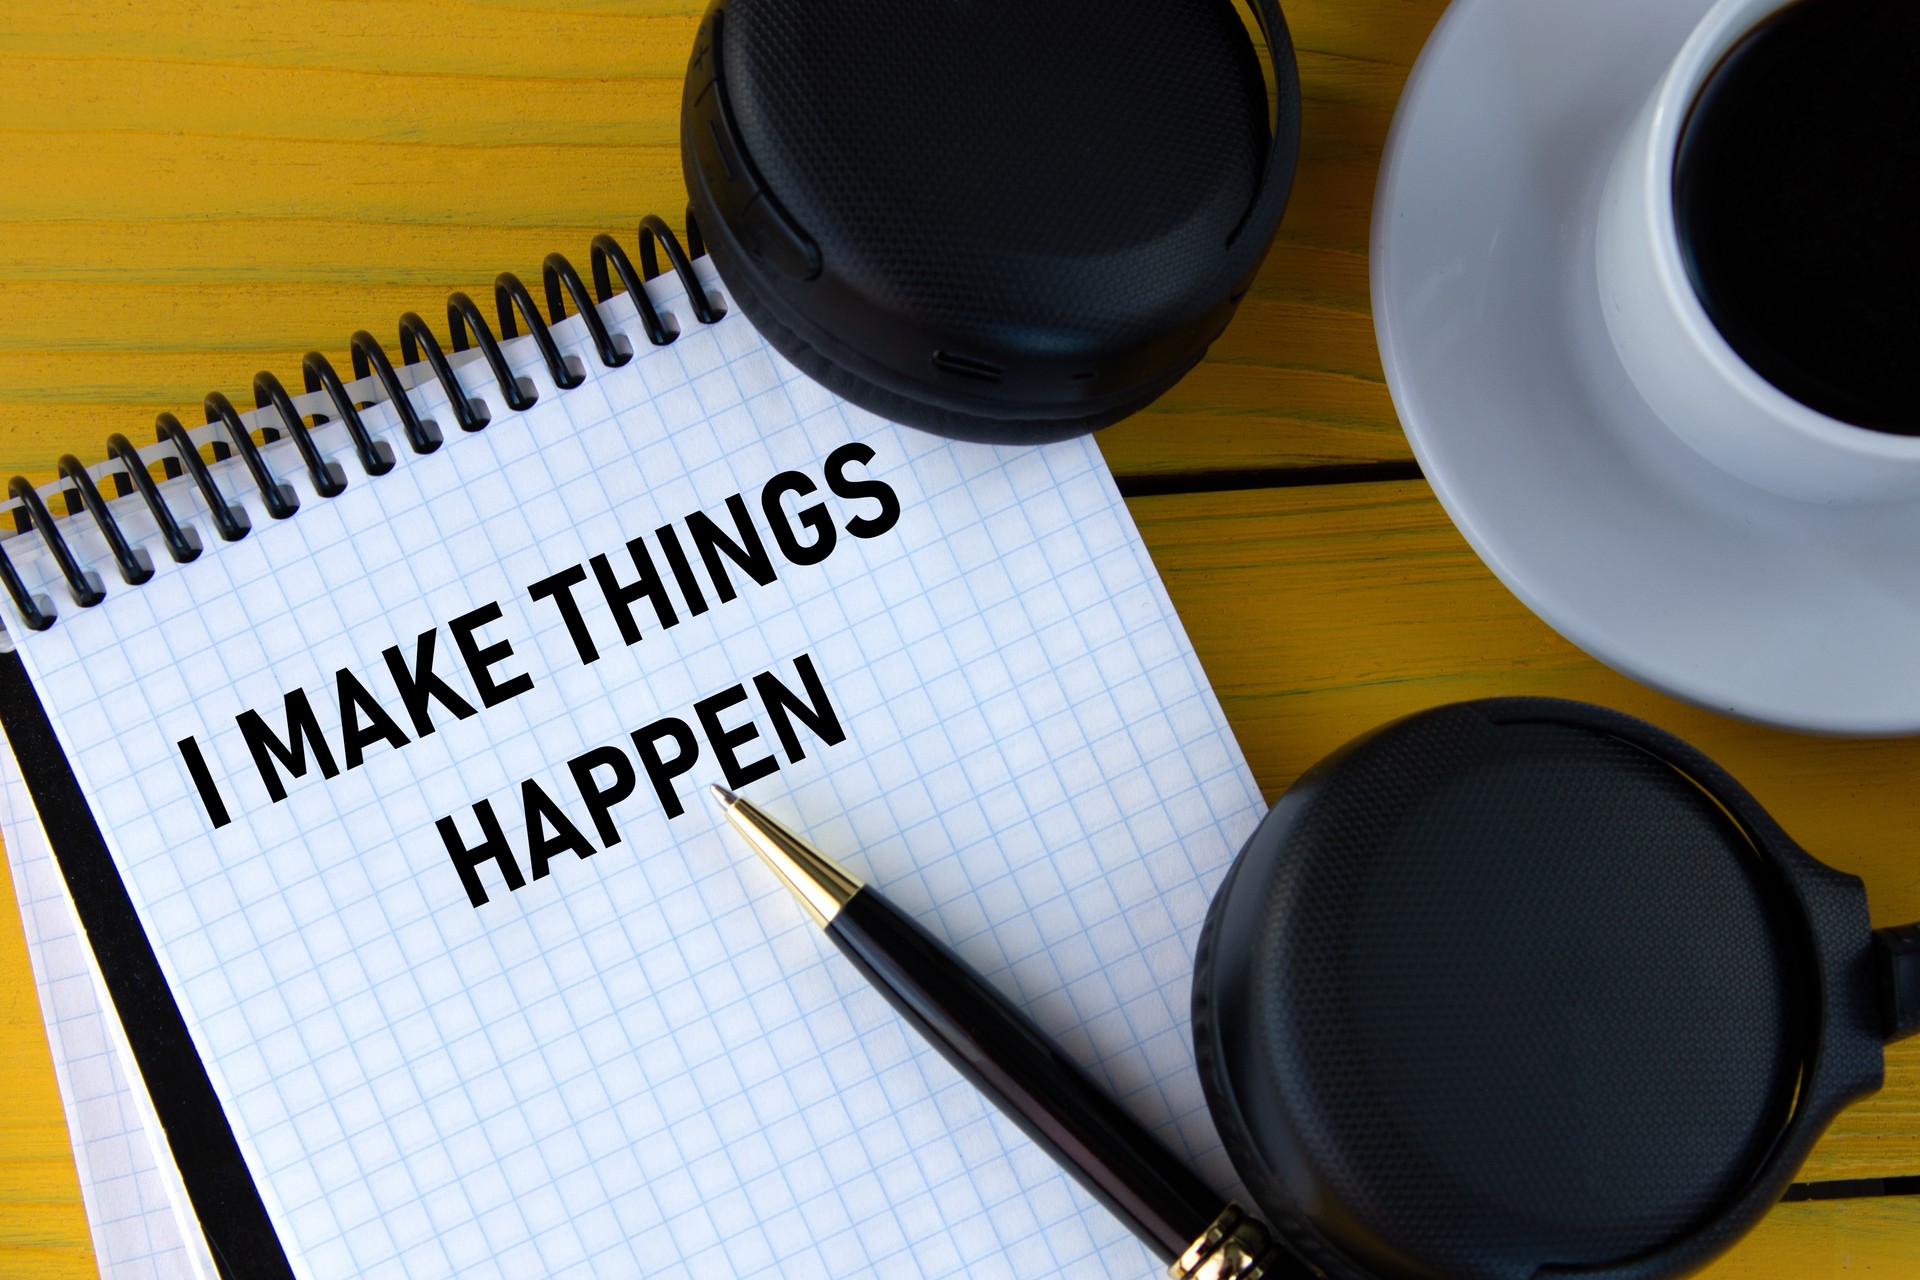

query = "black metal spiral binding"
[0,221,717,632]
[591,234,678,348]
[495,273,585,391]
[640,214,723,325]
[8,477,104,609]
[254,373,347,499]
[57,456,154,587]
[0,544,53,630]
[302,352,400,476]
[399,313,490,435]
[156,413,251,544]
[544,253,631,368]
[447,292,535,411]
[349,332,443,455]
[206,391,301,519]
[106,434,202,565]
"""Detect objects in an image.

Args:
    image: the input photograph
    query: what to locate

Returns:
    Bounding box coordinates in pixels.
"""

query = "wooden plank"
[1134,480,1920,1182]
[0,53,683,146]
[0,0,1441,485]
[1701,1198,1920,1278]
[0,2,704,78]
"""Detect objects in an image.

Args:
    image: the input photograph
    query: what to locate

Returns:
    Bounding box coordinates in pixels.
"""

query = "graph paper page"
[0,660,215,1279]
[4,266,1264,1280]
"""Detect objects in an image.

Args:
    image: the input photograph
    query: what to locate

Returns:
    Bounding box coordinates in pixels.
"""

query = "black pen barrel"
[826,885,1222,1263]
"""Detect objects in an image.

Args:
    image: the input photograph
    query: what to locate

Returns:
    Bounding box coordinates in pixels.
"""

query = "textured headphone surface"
[1191,701,1877,1280]
[682,0,1298,441]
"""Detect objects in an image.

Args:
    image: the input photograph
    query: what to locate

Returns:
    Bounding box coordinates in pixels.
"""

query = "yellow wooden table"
[0,2,1915,1275]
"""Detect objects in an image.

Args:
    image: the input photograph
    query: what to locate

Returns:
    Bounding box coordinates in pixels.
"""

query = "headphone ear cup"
[692,203,1157,444]
[680,0,1298,443]
[1194,698,1884,1280]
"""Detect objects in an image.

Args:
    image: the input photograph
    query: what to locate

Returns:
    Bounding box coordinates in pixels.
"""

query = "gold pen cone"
[709,785,863,927]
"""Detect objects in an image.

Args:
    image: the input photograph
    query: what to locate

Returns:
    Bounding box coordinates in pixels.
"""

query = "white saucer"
[1372,0,1920,736]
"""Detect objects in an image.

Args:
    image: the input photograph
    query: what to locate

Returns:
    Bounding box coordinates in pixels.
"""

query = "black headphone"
[681,0,1301,444]
[1194,699,1914,1280]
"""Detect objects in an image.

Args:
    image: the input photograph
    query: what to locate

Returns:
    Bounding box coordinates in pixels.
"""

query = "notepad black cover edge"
[0,648,292,1280]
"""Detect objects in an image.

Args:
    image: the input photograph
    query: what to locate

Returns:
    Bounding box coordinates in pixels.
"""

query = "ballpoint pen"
[708,785,1298,1280]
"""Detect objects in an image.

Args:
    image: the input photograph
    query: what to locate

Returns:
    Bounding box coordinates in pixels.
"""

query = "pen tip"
[708,784,737,808]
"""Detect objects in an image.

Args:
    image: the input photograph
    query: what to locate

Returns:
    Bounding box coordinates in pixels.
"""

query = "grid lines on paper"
[8,271,1263,1280]
[0,732,208,1279]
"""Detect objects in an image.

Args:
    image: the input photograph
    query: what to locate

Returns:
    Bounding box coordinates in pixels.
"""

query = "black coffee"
[1675,0,1920,434]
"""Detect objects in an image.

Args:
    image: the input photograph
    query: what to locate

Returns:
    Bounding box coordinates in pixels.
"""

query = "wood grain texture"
[1136,481,1920,1185]
[1705,1198,1920,1278]
[0,0,1431,490]
[0,0,1912,1276]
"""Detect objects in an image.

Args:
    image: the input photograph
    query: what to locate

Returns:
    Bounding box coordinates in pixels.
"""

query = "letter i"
[177,736,233,829]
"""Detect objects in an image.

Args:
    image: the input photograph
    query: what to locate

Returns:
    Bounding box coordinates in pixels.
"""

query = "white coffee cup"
[1596,0,1920,505]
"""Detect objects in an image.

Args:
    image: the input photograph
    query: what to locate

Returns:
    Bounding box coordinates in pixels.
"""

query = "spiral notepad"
[0,218,1262,1280]
[0,724,213,1278]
